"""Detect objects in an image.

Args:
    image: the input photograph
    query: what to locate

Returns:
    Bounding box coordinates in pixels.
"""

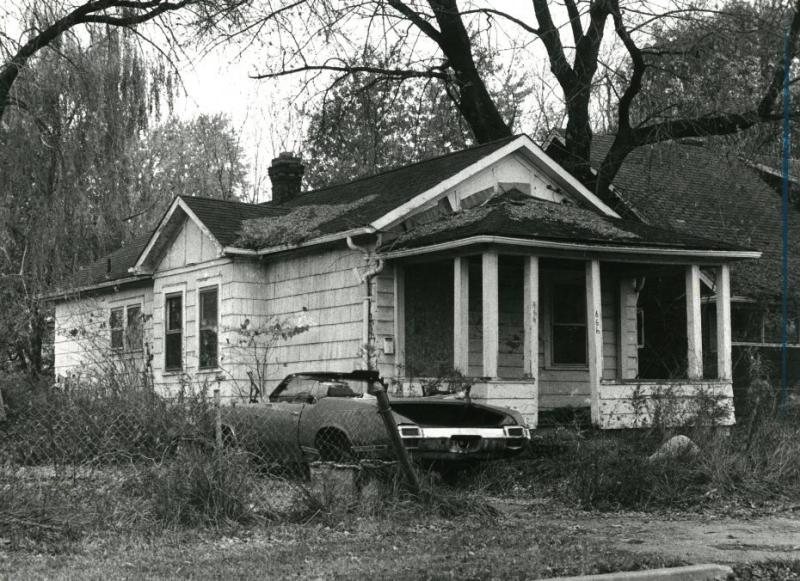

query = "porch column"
[393,264,405,377]
[482,251,499,378]
[523,256,539,379]
[686,264,703,379]
[716,264,732,380]
[453,257,470,374]
[586,259,603,426]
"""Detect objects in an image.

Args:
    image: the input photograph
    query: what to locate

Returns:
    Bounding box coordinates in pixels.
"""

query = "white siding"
[53,285,154,381]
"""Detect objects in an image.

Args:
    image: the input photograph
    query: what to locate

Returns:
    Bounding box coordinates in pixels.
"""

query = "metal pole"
[371,379,421,495]
[214,388,223,451]
[780,26,791,417]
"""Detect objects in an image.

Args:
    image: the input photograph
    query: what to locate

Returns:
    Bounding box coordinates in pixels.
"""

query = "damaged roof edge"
[379,235,762,262]
[223,226,375,256]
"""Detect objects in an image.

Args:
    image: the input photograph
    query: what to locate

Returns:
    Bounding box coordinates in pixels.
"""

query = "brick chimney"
[269,152,304,204]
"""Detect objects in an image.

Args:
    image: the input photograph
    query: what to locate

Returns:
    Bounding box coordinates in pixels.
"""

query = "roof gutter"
[379,235,762,261]
[223,227,374,257]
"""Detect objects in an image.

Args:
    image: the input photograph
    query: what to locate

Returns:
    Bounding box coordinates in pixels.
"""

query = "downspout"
[347,235,420,495]
[347,234,384,372]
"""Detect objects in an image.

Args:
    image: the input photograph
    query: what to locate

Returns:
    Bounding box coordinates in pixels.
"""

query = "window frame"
[544,276,589,369]
[197,285,219,370]
[164,292,184,372]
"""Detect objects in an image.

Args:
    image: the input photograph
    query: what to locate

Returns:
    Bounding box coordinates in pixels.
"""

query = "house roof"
[568,136,800,301]
[64,235,152,292]
[180,196,287,247]
[261,135,520,235]
[384,191,749,254]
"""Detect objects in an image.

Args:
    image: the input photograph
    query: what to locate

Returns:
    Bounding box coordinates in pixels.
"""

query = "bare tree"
[241,0,800,202]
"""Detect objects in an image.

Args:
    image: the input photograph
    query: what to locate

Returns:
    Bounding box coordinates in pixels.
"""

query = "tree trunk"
[428,0,512,142]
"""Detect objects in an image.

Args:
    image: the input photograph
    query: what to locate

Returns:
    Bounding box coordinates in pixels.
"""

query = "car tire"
[316,430,354,463]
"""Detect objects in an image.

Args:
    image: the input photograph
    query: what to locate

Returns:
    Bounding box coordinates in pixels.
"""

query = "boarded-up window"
[165,294,183,370]
[110,308,124,351]
[552,283,587,365]
[199,287,218,369]
[126,305,143,351]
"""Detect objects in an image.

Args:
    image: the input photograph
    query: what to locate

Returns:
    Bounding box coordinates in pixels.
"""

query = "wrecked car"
[219,370,530,464]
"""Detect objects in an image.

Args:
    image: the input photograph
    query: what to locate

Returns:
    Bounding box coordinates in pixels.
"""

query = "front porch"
[389,250,736,430]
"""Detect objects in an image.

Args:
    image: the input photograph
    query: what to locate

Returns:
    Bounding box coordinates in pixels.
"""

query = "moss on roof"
[236,196,378,249]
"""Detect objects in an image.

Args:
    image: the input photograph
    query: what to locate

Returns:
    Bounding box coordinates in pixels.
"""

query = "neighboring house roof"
[546,135,798,302]
[385,190,749,254]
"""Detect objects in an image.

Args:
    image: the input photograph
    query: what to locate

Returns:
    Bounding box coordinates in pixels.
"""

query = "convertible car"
[220,370,530,464]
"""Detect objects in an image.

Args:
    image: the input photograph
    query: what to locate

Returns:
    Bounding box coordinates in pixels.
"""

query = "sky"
[168,1,555,201]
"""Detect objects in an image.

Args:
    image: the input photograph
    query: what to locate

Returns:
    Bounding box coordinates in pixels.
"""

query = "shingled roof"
[66,236,152,291]
[253,135,519,237]
[386,191,749,253]
[180,196,287,247]
[578,137,799,301]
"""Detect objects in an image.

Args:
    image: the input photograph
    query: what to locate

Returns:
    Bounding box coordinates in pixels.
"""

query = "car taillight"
[399,426,421,438]
[503,426,529,438]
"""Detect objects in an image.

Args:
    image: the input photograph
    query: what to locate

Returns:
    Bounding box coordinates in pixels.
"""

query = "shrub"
[143,447,256,526]
[0,375,214,465]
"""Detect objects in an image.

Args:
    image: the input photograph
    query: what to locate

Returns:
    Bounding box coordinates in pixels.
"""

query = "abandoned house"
[49,134,764,429]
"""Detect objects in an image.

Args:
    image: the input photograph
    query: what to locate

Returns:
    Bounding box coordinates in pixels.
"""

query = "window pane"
[199,288,218,329]
[126,305,142,351]
[166,295,182,331]
[199,288,218,369]
[553,325,587,365]
[199,329,218,369]
[110,308,123,350]
[165,333,182,370]
[553,284,586,324]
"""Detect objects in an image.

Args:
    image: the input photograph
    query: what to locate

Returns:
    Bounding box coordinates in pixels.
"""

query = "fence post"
[371,380,421,495]
[214,388,222,452]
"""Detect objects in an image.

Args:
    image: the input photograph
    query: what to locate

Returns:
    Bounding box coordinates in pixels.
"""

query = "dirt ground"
[500,498,800,564]
[4,501,800,580]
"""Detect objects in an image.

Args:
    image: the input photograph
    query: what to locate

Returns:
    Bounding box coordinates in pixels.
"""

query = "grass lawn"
[0,513,684,581]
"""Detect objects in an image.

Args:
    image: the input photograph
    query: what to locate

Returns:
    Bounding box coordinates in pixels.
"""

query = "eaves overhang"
[380,235,762,263]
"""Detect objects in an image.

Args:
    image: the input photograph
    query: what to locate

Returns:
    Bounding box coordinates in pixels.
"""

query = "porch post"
[482,250,499,378]
[686,264,703,379]
[453,257,470,374]
[523,256,539,378]
[586,259,603,426]
[716,264,732,380]
[393,264,405,378]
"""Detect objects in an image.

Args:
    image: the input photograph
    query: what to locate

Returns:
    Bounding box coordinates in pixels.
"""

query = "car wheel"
[316,430,355,463]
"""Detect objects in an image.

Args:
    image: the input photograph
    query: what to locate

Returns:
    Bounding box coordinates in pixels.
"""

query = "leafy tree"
[0,0,204,124]
[303,48,529,188]
[629,1,796,159]
[126,113,249,236]
[0,26,173,374]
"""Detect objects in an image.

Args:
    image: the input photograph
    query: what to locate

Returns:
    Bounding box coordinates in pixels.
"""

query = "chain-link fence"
[0,377,415,536]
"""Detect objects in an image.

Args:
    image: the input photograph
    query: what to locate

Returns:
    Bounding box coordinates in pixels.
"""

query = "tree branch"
[0,0,197,122]
[564,0,584,46]
[610,0,645,133]
[250,62,448,81]
[459,7,539,35]
[387,0,443,46]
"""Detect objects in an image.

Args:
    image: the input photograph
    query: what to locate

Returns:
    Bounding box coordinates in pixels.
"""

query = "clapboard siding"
[157,218,218,271]
[53,286,154,381]
[598,381,734,429]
